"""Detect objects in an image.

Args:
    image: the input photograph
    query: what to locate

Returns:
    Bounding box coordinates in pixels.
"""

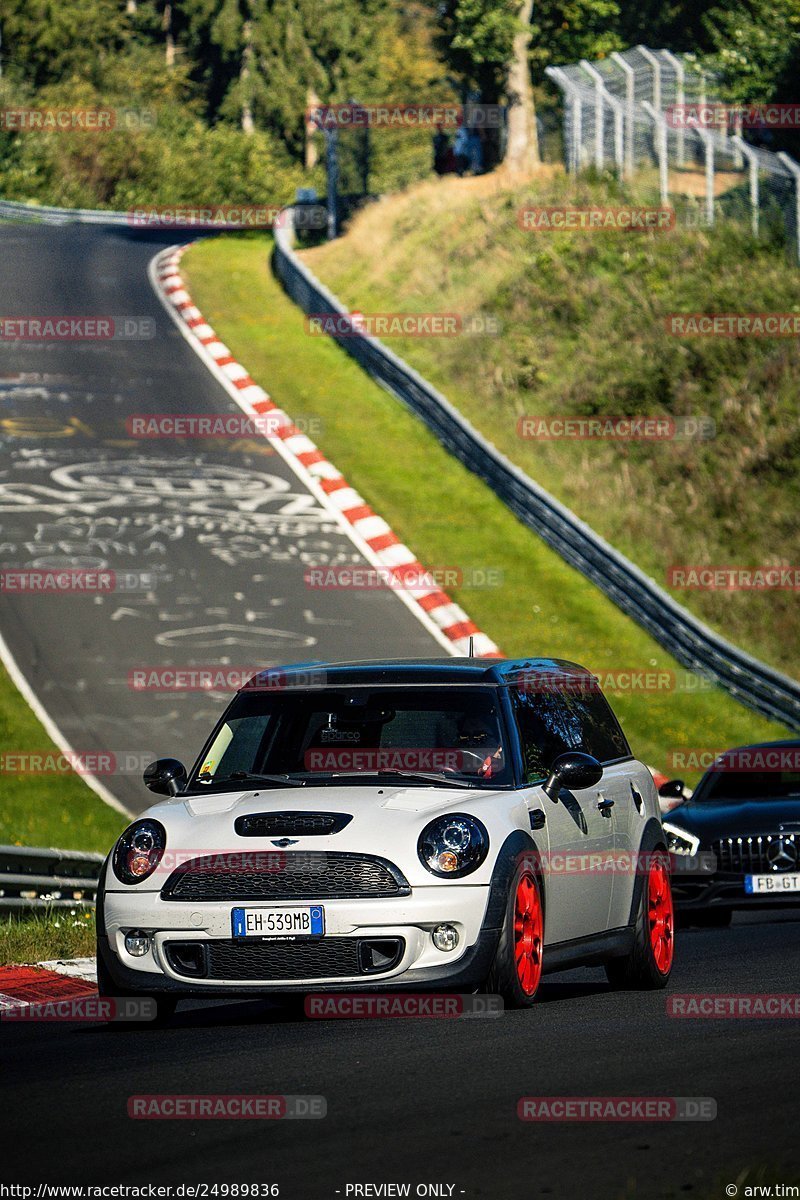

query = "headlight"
[662,821,700,856]
[418,814,489,878]
[112,819,167,884]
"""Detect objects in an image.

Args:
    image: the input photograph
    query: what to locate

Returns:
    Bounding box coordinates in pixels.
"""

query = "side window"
[577,692,630,763]
[511,687,630,783]
[512,690,581,782]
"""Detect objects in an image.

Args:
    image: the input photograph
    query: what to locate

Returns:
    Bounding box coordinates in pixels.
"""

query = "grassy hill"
[301,171,800,681]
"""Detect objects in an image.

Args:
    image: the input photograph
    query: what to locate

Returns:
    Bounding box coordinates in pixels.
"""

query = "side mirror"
[144,758,187,796]
[543,751,603,801]
[658,779,686,799]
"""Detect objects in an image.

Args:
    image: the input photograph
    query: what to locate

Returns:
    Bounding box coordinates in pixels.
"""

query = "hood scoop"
[235,811,354,838]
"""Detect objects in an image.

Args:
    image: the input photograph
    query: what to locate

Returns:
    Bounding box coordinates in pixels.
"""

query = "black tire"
[605,850,674,990]
[687,908,733,929]
[96,945,178,1027]
[485,864,544,1009]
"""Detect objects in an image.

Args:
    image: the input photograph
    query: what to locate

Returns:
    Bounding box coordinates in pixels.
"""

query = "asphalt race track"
[1,913,799,1195]
[0,222,443,811]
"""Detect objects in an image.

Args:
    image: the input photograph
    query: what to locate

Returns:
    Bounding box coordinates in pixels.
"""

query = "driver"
[456,715,503,778]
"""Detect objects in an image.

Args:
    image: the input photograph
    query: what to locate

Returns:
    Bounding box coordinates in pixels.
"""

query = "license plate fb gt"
[745,873,800,894]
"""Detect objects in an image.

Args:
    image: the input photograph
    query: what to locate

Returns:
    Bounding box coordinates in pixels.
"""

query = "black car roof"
[708,738,800,754]
[242,657,592,691]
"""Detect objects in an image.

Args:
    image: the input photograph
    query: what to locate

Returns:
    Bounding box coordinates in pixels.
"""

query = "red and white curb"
[0,960,97,1013]
[149,244,501,659]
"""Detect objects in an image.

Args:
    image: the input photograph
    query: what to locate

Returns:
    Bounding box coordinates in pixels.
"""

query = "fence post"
[609,93,625,177]
[777,152,800,263]
[696,128,715,226]
[642,101,669,206]
[659,49,685,166]
[579,61,624,174]
[637,46,662,111]
[731,112,743,169]
[610,52,635,177]
[578,60,604,170]
[546,67,583,174]
[733,136,759,237]
[323,125,339,240]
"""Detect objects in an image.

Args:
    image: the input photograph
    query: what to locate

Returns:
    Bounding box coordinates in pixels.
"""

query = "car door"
[603,759,654,931]
[510,685,616,943]
[571,688,643,933]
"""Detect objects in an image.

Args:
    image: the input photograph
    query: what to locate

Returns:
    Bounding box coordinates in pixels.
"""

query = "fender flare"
[483,828,545,932]
[625,817,669,927]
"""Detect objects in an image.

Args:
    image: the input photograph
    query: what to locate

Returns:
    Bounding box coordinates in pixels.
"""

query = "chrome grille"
[711,833,798,874]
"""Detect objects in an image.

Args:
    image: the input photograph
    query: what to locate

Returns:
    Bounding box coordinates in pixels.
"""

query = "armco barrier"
[273,209,800,731]
[0,198,129,226]
[0,846,104,913]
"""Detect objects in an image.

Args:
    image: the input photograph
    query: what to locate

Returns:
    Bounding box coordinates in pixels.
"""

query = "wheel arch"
[484,828,546,929]
[625,817,669,927]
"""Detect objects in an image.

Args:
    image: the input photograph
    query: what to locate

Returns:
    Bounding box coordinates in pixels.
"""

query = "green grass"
[302,173,800,680]
[0,659,126,852]
[183,232,788,784]
[0,910,96,966]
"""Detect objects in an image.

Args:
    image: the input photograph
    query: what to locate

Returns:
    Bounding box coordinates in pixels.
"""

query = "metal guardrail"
[0,198,130,226]
[273,212,800,731]
[0,846,104,913]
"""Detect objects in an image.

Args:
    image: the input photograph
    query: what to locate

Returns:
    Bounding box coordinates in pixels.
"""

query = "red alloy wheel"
[648,857,674,974]
[513,873,543,996]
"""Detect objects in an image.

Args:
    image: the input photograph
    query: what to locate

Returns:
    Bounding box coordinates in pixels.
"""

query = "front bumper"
[672,872,800,912]
[100,885,498,994]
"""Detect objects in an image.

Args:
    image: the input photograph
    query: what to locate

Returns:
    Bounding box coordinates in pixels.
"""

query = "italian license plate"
[744,873,800,894]
[231,905,325,938]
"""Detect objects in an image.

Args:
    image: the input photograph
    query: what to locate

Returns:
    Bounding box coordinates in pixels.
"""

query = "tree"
[505,0,538,173]
[704,0,800,104]
[528,0,624,78]
[435,0,539,172]
[0,0,126,88]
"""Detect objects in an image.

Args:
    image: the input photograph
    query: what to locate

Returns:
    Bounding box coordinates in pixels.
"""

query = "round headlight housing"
[418,814,489,878]
[113,819,167,884]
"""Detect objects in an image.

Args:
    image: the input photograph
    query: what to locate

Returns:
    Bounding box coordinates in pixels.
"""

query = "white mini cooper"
[97,658,674,1019]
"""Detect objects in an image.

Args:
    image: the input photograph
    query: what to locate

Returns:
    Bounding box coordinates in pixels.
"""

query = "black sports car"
[661,739,800,926]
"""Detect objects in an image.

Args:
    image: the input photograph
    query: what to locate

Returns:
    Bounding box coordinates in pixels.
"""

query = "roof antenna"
[468,635,474,657]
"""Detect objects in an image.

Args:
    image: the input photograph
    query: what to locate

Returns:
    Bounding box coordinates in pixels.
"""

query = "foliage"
[704,0,800,111]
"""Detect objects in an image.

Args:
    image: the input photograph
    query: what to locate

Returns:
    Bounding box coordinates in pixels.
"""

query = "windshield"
[188,686,513,791]
[695,769,800,803]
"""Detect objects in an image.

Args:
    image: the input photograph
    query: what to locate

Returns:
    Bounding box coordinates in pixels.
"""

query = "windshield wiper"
[309,768,480,788]
[219,772,306,788]
[376,769,481,788]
